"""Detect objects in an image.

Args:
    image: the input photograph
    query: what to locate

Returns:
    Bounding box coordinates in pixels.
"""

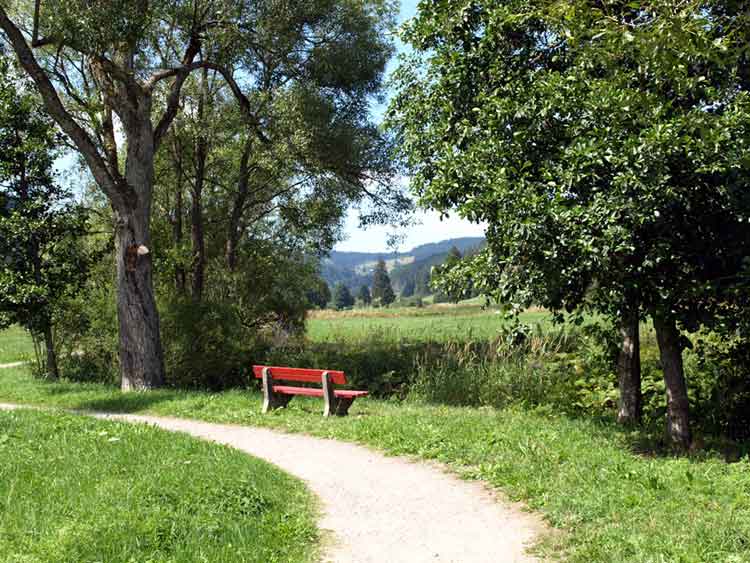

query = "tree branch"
[0,7,135,209]
[151,30,202,151]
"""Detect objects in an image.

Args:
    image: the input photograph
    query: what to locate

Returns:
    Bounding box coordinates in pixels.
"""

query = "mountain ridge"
[323,236,485,291]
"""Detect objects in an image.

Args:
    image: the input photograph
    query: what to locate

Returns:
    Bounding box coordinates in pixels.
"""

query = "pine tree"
[357,285,372,306]
[333,283,355,310]
[371,259,395,305]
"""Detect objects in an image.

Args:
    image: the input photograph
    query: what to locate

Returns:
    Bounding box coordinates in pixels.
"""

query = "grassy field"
[0,407,318,563]
[307,304,552,343]
[0,326,34,364]
[0,365,747,563]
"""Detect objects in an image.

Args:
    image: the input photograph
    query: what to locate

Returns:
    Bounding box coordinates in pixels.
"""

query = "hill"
[322,237,484,292]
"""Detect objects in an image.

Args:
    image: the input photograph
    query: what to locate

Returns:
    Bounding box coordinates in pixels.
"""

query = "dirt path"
[0,404,545,562]
[0,362,25,369]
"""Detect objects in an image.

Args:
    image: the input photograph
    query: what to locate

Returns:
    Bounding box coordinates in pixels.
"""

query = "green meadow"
[306,305,552,343]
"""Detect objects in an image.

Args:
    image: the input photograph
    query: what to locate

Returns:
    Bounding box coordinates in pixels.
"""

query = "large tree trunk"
[617,306,641,425]
[653,313,691,449]
[117,114,165,391]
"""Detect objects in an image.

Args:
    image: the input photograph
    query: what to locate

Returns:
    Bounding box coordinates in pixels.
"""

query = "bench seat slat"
[253,365,347,385]
[273,385,368,399]
[273,385,324,397]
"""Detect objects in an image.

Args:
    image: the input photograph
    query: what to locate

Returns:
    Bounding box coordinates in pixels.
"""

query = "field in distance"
[306,302,552,343]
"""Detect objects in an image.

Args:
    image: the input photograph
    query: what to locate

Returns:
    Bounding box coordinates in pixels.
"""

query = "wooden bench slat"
[273,385,324,397]
[253,365,347,385]
[272,385,369,399]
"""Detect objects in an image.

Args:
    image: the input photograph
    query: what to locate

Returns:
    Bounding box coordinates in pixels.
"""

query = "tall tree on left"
[0,1,209,389]
[0,53,89,378]
[0,0,206,389]
[0,0,397,390]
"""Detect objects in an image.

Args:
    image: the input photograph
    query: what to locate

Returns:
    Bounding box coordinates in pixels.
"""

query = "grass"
[0,326,34,364]
[0,407,318,563]
[0,366,748,562]
[307,305,552,343]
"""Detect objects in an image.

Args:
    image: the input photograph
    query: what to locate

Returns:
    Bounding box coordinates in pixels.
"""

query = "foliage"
[400,277,415,297]
[370,259,395,306]
[0,409,318,563]
[0,56,92,360]
[390,0,750,446]
[392,1,750,326]
[56,237,317,388]
[1,0,410,389]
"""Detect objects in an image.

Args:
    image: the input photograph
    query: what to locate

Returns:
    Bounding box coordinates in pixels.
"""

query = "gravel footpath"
[1,404,545,562]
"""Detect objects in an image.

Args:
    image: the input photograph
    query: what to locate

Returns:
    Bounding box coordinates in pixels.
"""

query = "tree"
[381,283,395,306]
[0,56,90,378]
[432,246,464,303]
[307,278,332,310]
[371,259,395,305]
[391,1,750,448]
[0,0,399,390]
[400,278,415,298]
[358,284,372,306]
[333,283,354,310]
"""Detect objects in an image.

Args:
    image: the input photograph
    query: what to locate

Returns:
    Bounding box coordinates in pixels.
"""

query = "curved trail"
[1,404,544,562]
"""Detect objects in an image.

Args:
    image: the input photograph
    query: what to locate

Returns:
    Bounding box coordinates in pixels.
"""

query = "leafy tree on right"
[391,1,750,449]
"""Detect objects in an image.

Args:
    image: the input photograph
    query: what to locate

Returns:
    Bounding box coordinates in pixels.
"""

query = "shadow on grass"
[75,392,182,414]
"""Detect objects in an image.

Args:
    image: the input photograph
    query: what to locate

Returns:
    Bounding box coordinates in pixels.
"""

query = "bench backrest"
[252,365,347,386]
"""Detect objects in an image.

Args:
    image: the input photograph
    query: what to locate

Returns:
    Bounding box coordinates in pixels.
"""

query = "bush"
[159,297,255,389]
[53,264,119,385]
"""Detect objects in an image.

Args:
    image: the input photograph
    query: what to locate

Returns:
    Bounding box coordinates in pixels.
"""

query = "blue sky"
[334,0,486,253]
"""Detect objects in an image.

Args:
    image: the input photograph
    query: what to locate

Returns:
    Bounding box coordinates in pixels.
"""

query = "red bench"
[252,365,368,416]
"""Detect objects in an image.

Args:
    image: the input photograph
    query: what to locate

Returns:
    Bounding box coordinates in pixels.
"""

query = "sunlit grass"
[0,407,318,563]
[0,326,34,364]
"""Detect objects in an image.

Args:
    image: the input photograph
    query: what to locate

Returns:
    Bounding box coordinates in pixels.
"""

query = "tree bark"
[226,137,253,271]
[191,68,208,300]
[0,7,204,392]
[653,313,692,449]
[617,306,641,425]
[171,137,186,294]
[190,167,205,301]
[43,323,58,379]
[117,109,165,391]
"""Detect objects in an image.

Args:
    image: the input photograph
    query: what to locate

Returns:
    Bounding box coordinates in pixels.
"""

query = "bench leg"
[322,372,355,416]
[331,397,354,416]
[262,368,293,413]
